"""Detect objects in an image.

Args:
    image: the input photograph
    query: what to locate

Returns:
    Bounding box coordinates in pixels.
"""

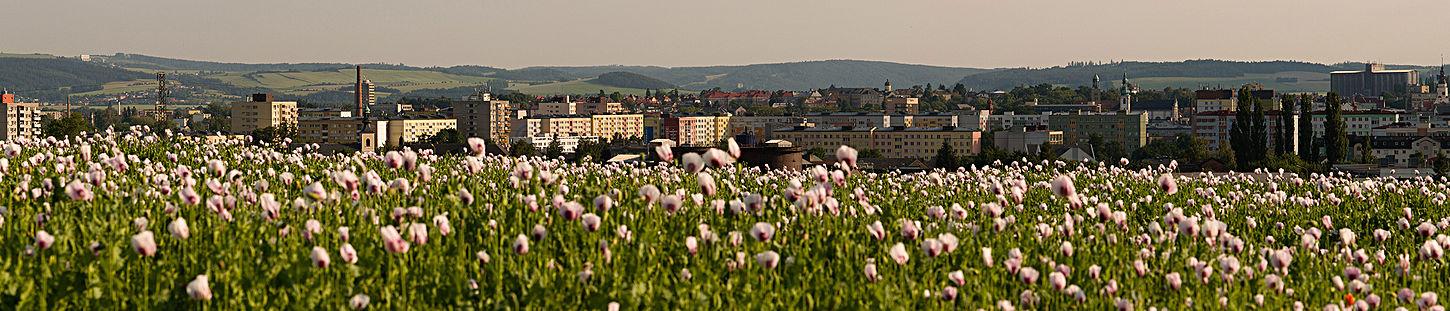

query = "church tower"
[1119,74,1135,113]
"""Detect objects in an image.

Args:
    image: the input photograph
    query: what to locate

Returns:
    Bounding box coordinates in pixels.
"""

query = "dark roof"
[1195,90,1234,100]
[1135,99,1178,110]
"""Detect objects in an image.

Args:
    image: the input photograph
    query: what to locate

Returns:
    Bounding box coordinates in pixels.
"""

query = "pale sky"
[4,0,1449,69]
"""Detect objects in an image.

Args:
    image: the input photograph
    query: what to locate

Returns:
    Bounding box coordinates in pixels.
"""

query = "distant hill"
[0,56,151,97]
[957,60,1341,92]
[590,71,676,89]
[521,60,992,91]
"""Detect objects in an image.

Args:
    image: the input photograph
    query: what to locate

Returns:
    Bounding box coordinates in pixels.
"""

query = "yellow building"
[229,94,298,134]
[535,102,578,115]
[590,114,645,141]
[884,96,920,115]
[774,126,981,161]
[455,96,512,146]
[905,113,957,128]
[674,115,732,147]
[582,102,624,114]
[297,117,365,145]
[384,117,457,147]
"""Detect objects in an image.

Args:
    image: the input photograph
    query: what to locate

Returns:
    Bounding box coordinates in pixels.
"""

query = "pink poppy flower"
[941,286,958,301]
[727,138,741,159]
[750,222,775,242]
[433,214,452,236]
[35,230,55,250]
[349,294,369,310]
[654,144,674,162]
[1158,174,1177,195]
[459,188,474,205]
[685,236,699,256]
[1050,175,1076,198]
[889,243,910,265]
[466,137,487,156]
[864,259,880,282]
[866,221,886,241]
[131,231,157,256]
[681,153,703,173]
[408,223,429,245]
[662,195,683,213]
[186,275,212,301]
[513,234,530,255]
[594,195,613,213]
[703,148,733,168]
[66,180,93,201]
[755,251,780,269]
[836,145,858,170]
[380,226,409,254]
[697,172,717,196]
[339,243,358,264]
[949,270,965,286]
[581,213,601,232]
[311,246,331,268]
[168,217,190,239]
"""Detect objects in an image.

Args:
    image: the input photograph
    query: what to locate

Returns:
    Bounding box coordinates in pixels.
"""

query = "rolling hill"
[5,52,1444,104]
[956,60,1345,92]
[518,60,993,91]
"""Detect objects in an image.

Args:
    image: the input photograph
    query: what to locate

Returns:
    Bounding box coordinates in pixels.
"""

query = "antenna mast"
[155,72,169,121]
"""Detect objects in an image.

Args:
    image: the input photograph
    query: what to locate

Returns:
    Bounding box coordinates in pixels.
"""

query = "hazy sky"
[4,0,1450,69]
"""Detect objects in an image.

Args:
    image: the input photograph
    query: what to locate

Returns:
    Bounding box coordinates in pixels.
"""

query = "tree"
[544,139,564,159]
[42,113,93,138]
[425,128,465,145]
[1276,95,1294,155]
[1324,92,1348,167]
[510,140,537,157]
[1358,141,1374,164]
[934,140,958,169]
[1249,92,1269,160]
[1297,94,1318,161]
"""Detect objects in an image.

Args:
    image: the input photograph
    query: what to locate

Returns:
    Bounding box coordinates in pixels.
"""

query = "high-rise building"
[454,93,512,146]
[229,93,299,134]
[0,91,41,141]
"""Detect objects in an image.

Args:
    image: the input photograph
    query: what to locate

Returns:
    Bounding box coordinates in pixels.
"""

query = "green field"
[72,79,158,96]
[510,79,690,96]
[201,68,494,95]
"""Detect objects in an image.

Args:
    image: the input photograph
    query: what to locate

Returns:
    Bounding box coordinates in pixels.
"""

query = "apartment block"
[229,94,299,134]
[455,96,512,146]
[1046,112,1148,153]
[384,117,457,147]
[0,93,40,141]
[774,126,981,161]
[296,117,366,145]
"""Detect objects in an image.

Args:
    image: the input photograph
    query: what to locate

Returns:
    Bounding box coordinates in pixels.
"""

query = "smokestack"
[355,65,364,117]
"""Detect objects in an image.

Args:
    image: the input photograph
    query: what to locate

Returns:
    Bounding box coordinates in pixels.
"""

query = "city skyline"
[5,0,1450,69]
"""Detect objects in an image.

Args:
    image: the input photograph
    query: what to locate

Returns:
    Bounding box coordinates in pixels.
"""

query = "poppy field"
[2,127,1449,310]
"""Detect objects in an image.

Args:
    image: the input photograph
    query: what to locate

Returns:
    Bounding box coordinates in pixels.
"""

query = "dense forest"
[591,72,677,89]
[0,57,149,95]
